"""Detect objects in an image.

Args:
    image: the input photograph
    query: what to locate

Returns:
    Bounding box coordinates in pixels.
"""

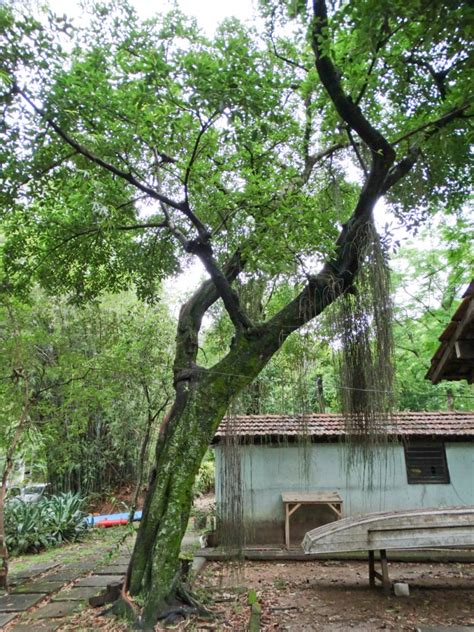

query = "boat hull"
[303,506,474,554]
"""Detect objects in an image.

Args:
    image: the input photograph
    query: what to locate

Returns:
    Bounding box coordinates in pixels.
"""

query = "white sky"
[47,0,257,35]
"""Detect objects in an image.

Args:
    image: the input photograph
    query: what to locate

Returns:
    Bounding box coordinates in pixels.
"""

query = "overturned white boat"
[303,506,474,554]
[303,506,474,593]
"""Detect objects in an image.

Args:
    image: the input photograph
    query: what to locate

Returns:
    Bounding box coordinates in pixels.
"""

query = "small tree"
[1,0,471,623]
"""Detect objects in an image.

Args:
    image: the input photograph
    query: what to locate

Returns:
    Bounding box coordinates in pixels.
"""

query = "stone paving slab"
[0,592,45,612]
[53,586,102,601]
[47,569,82,582]
[72,558,101,570]
[29,600,82,619]
[95,564,128,575]
[75,574,123,587]
[12,619,63,630]
[113,556,132,565]
[12,580,66,594]
[5,577,23,588]
[0,612,17,627]
[10,562,60,580]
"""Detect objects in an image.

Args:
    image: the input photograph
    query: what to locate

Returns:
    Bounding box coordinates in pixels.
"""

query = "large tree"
[1,0,471,625]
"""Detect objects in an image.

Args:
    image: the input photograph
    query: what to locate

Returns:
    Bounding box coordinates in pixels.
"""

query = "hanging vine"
[329,222,396,477]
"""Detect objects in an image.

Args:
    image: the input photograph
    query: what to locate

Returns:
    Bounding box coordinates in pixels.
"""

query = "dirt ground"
[191,558,474,631]
[63,557,474,630]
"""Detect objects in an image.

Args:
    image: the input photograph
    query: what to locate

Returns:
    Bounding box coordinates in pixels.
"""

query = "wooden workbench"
[282,491,343,549]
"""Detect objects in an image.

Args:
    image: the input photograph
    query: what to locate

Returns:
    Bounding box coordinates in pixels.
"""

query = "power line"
[172,364,474,400]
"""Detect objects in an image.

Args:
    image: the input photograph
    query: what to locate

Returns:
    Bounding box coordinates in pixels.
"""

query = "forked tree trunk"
[123,180,391,627]
[124,260,363,627]
[125,330,280,626]
[123,3,400,614]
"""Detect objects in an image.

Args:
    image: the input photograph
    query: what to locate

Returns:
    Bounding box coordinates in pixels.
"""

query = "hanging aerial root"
[327,221,396,480]
[218,409,246,551]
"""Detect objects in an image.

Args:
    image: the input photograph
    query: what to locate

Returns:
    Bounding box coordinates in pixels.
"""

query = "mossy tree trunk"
[125,161,392,626]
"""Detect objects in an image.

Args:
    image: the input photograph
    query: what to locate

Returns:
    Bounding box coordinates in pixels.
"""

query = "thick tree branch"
[185,241,253,332]
[384,104,472,192]
[382,146,419,192]
[255,0,403,348]
[392,104,471,146]
[183,113,219,205]
[312,0,395,165]
[347,127,368,176]
[174,249,246,379]
[14,84,185,213]
[16,84,241,329]
[402,53,468,101]
[302,141,347,182]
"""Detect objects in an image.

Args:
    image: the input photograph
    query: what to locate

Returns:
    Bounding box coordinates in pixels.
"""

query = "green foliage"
[0,289,175,496]
[4,0,469,301]
[193,459,215,497]
[391,218,473,411]
[41,492,88,545]
[5,492,88,555]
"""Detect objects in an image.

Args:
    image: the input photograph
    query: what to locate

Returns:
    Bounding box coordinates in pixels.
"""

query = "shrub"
[5,500,52,554]
[43,493,88,544]
[5,492,88,555]
[193,460,215,496]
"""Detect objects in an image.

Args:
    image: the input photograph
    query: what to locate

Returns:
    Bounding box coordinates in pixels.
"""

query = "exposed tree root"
[97,578,213,630]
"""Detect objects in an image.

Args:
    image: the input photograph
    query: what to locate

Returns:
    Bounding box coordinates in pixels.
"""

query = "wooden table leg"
[285,504,290,549]
[368,550,375,588]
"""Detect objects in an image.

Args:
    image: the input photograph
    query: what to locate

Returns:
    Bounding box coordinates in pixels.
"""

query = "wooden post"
[368,550,375,588]
[285,504,290,549]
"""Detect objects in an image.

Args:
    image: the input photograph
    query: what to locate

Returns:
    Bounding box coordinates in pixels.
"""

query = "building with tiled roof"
[427,280,474,384]
[213,411,474,442]
[213,411,474,546]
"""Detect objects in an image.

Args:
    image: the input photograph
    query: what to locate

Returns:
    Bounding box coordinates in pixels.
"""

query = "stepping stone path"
[0,593,45,612]
[12,580,66,594]
[0,541,131,630]
[75,574,124,587]
[29,600,82,619]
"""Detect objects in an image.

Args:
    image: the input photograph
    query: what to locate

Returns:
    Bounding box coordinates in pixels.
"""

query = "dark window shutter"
[404,443,450,484]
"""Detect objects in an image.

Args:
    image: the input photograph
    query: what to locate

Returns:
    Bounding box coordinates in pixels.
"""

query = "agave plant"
[5,492,88,554]
[43,492,88,543]
[5,499,53,554]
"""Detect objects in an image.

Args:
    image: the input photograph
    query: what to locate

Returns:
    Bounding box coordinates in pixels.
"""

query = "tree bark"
[0,376,30,591]
[124,229,379,626]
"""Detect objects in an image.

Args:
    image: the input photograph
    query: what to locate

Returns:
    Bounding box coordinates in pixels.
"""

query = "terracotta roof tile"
[214,411,474,441]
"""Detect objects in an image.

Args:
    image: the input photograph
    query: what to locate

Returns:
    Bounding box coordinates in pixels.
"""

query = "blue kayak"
[87,510,142,527]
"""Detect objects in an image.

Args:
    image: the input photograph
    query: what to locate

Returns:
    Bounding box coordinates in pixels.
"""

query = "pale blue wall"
[215,442,474,524]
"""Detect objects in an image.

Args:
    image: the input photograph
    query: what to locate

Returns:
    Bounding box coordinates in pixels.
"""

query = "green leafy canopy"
[1,0,470,304]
